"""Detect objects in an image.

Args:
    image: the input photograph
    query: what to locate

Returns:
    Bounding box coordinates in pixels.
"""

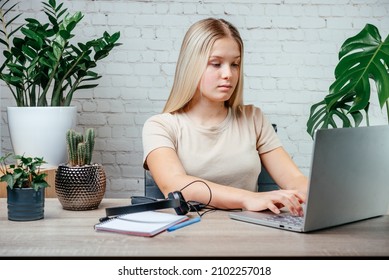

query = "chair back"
[145,169,164,198]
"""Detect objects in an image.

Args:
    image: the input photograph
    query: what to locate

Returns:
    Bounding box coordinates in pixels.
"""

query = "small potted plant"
[0,0,121,166]
[55,128,106,210]
[0,153,49,221]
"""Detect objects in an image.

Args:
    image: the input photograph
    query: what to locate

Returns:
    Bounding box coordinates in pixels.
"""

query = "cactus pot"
[55,164,106,211]
[7,187,45,221]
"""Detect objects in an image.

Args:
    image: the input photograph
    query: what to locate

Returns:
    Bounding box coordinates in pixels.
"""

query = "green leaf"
[0,38,8,47]
[22,45,37,59]
[307,99,364,138]
[0,174,14,189]
[3,50,12,59]
[8,25,23,39]
[53,44,62,59]
[12,37,24,48]
[2,2,18,18]
[86,70,99,77]
[39,57,53,68]
[20,28,37,39]
[1,73,23,87]
[59,29,71,40]
[109,31,121,44]
[55,2,64,13]
[57,8,68,19]
[49,0,56,8]
[82,75,101,82]
[47,13,58,26]
[7,63,24,76]
[42,2,54,11]
[21,28,43,48]
[336,24,389,109]
[47,51,58,62]
[62,11,83,33]
[70,45,82,55]
[76,83,99,90]
[339,24,382,59]
[25,18,41,26]
[78,43,87,51]
[307,24,389,137]
[5,13,22,29]
[65,21,77,33]
[32,181,49,191]
[94,50,108,60]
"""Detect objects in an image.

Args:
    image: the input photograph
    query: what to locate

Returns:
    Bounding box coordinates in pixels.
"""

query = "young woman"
[142,18,308,216]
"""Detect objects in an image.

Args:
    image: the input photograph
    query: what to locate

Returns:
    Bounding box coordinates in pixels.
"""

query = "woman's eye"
[211,63,221,67]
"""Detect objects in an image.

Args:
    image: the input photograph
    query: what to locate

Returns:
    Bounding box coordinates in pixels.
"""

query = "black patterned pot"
[7,187,45,221]
[55,164,106,211]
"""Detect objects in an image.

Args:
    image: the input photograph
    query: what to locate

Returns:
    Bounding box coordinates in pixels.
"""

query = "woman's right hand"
[242,190,306,216]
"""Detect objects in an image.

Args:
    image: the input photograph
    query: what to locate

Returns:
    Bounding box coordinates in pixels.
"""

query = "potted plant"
[0,153,49,221]
[0,0,121,166]
[306,24,389,137]
[55,128,106,211]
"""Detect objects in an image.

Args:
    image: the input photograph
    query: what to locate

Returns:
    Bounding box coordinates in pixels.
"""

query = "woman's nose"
[221,65,232,79]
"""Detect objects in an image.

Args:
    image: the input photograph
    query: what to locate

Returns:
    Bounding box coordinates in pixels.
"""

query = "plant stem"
[5,82,18,104]
[386,100,389,125]
[64,78,82,106]
[39,59,60,106]
[52,51,87,106]
[385,34,389,125]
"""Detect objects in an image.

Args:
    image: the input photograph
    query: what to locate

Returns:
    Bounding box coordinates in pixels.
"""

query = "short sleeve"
[253,107,282,154]
[142,114,177,169]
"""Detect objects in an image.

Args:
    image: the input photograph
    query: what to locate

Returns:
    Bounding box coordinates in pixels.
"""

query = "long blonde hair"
[163,18,244,113]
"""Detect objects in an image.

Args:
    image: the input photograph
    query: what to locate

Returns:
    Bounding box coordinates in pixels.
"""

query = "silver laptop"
[230,125,389,232]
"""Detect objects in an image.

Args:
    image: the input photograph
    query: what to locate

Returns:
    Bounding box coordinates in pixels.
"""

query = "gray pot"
[7,187,45,221]
[55,164,106,211]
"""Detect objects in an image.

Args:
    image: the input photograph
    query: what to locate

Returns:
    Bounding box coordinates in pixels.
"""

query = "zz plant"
[307,24,389,138]
[0,0,121,106]
[66,128,95,166]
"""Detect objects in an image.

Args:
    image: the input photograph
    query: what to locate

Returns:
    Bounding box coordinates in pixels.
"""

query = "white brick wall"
[1,0,388,197]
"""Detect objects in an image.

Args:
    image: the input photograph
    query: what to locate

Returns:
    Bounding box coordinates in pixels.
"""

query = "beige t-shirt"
[142,104,282,192]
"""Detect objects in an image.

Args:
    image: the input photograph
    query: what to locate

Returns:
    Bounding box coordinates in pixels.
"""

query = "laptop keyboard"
[265,214,303,227]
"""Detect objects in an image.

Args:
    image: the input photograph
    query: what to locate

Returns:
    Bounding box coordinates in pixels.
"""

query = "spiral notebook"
[94,211,188,237]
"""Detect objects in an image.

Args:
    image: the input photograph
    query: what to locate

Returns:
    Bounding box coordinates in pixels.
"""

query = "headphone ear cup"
[168,191,190,215]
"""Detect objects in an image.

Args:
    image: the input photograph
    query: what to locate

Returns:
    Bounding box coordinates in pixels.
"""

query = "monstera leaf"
[307,24,389,138]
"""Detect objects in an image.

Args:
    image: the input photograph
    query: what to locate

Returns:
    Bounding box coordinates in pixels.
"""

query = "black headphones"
[100,191,190,222]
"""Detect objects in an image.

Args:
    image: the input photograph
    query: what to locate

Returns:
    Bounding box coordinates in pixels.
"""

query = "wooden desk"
[0,198,388,257]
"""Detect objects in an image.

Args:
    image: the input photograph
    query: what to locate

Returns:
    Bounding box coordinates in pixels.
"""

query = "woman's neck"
[184,99,229,127]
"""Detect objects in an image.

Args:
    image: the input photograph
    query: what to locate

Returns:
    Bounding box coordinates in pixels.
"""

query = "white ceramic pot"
[7,106,77,167]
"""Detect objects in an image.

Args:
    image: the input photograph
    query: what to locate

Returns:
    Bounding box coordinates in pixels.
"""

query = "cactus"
[66,128,95,166]
[85,128,95,165]
[77,143,86,166]
[66,130,81,166]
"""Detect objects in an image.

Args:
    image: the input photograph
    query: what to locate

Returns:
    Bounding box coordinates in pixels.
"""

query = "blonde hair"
[163,18,244,113]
